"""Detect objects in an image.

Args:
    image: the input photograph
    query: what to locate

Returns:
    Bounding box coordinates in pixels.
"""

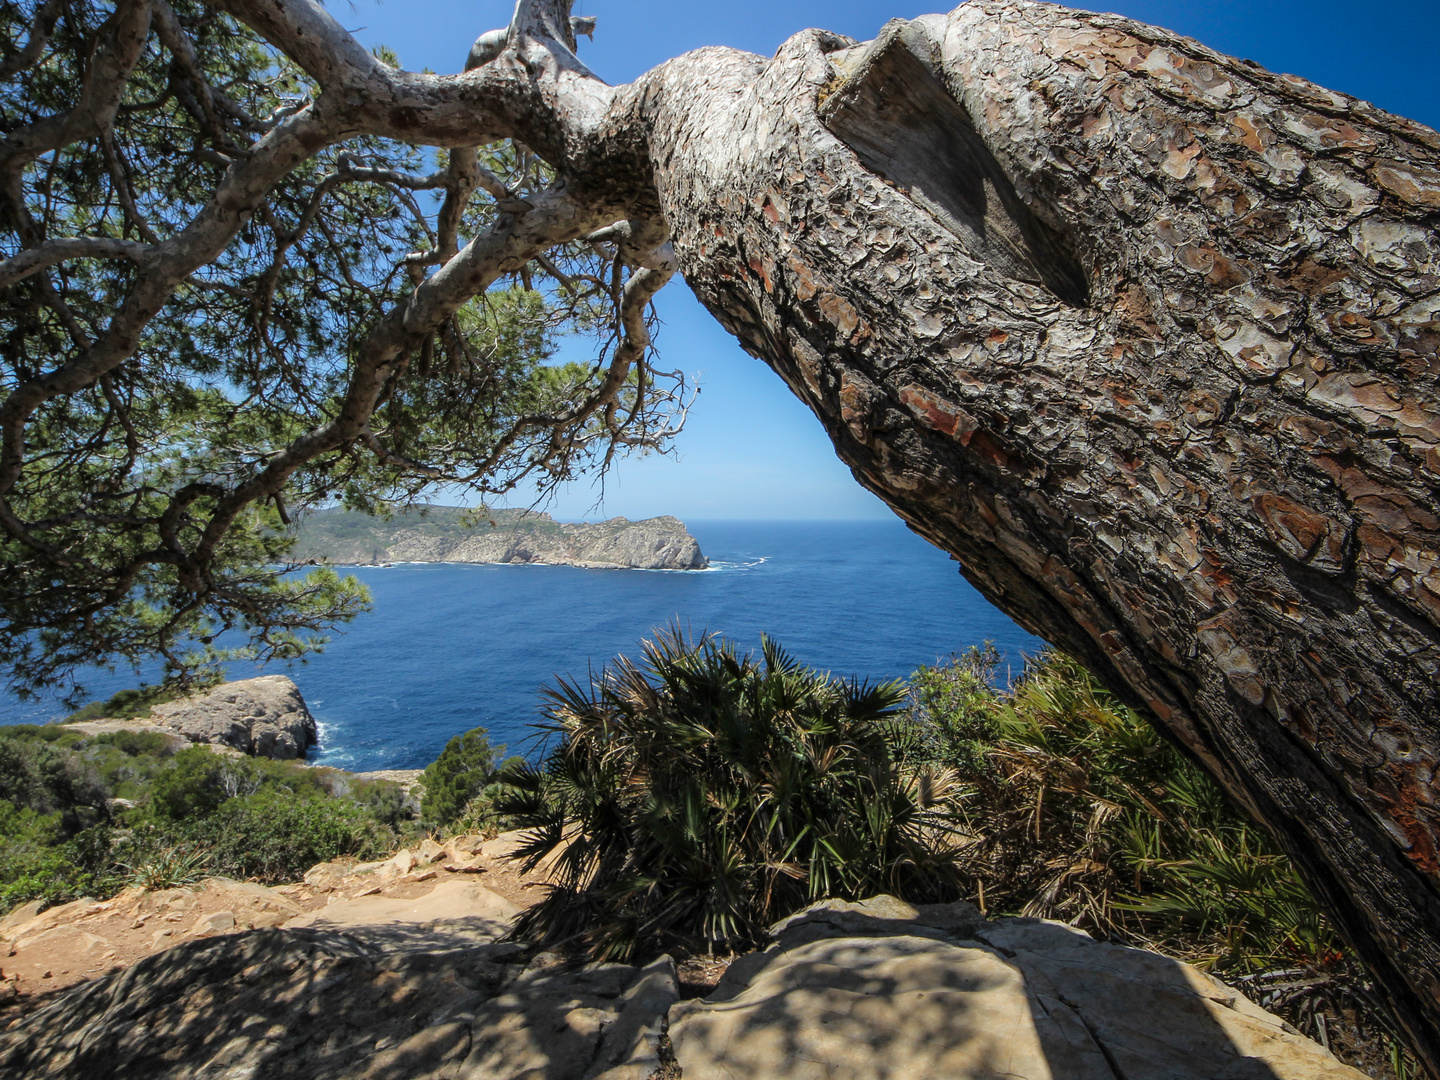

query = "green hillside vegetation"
[0,636,1413,1077]
[0,726,416,910]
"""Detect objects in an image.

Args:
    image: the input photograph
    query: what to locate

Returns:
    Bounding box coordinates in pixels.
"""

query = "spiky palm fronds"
[911,649,1340,967]
[909,648,1420,1079]
[498,628,968,960]
[123,842,213,891]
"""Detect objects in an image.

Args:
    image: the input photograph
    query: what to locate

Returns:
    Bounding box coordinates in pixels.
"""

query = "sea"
[2,520,1042,771]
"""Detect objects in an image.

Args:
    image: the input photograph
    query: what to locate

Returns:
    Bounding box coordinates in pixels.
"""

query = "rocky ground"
[0,832,547,1015]
[0,848,1373,1080]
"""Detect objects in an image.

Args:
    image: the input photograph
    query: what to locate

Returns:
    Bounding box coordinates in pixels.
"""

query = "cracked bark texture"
[622,2,1440,1067]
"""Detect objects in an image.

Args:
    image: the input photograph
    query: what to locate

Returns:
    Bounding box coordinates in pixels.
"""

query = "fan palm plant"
[496,628,968,960]
[909,649,1419,1078]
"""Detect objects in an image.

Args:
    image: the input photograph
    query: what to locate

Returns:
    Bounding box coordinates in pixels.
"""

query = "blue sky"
[344,0,1439,521]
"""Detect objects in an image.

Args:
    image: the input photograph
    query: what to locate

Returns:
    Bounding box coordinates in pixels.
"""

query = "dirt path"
[0,830,557,1024]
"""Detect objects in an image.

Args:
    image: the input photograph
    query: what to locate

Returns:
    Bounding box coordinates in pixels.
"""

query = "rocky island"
[290,506,708,571]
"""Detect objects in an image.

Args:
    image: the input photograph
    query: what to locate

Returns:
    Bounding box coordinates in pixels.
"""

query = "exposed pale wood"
[820,26,1088,305]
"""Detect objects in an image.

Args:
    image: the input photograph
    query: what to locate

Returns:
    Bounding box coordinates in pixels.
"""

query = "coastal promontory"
[290,507,708,571]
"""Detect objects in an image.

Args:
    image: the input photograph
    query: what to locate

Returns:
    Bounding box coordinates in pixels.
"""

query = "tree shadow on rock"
[669,902,1335,1080]
[0,926,655,1080]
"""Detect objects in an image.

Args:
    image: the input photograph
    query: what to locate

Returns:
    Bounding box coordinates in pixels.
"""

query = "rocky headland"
[291,506,708,571]
[67,676,318,760]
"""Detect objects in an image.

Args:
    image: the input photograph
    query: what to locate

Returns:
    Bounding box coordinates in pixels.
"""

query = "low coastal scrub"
[906,645,1332,967]
[421,727,522,833]
[908,648,1415,1069]
[496,629,967,960]
[62,678,220,724]
[0,728,414,910]
[498,632,1413,1078]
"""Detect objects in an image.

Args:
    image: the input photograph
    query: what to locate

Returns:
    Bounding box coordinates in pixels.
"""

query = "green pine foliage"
[0,5,677,704]
[421,728,502,830]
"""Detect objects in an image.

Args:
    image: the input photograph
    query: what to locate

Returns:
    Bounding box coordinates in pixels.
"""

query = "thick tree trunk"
[628,1,1440,1068]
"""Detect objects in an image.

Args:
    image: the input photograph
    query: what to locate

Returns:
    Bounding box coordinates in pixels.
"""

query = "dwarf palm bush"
[123,841,214,891]
[911,649,1417,1078]
[497,629,967,960]
[911,648,1338,967]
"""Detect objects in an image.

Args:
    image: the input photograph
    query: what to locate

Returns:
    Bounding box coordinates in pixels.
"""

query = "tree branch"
[0,0,154,175]
[0,237,152,288]
[0,0,64,81]
[186,185,609,568]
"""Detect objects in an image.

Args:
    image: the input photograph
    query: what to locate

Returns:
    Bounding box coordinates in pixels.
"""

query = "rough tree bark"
[634,5,1440,1066]
[448,0,1440,1062]
[6,0,1439,1068]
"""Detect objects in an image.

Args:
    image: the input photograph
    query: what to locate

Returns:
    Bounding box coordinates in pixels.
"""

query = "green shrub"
[422,727,501,829]
[499,629,966,960]
[186,789,392,882]
[353,779,415,831]
[906,644,1003,777]
[122,842,215,890]
[0,802,121,913]
[149,747,245,821]
[149,746,332,822]
[91,730,182,758]
[0,724,78,743]
[907,649,1338,970]
[0,736,108,816]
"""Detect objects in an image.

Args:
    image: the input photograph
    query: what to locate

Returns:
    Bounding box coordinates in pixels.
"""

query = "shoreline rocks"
[150,676,316,759]
[66,676,317,760]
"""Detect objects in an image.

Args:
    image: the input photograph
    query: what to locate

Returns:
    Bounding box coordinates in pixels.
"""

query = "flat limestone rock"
[670,896,1370,1080]
[0,930,678,1080]
[150,675,317,758]
[976,918,1365,1080]
[672,933,1051,1080]
[281,878,521,953]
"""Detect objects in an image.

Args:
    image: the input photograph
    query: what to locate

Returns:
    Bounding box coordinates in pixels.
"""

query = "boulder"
[670,896,1369,1080]
[150,675,316,758]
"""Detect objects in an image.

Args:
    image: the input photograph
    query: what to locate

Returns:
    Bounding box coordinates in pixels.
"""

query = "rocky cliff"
[291,506,708,570]
[67,676,317,760]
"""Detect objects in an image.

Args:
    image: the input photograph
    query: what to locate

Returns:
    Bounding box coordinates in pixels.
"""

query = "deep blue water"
[3,520,1042,771]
